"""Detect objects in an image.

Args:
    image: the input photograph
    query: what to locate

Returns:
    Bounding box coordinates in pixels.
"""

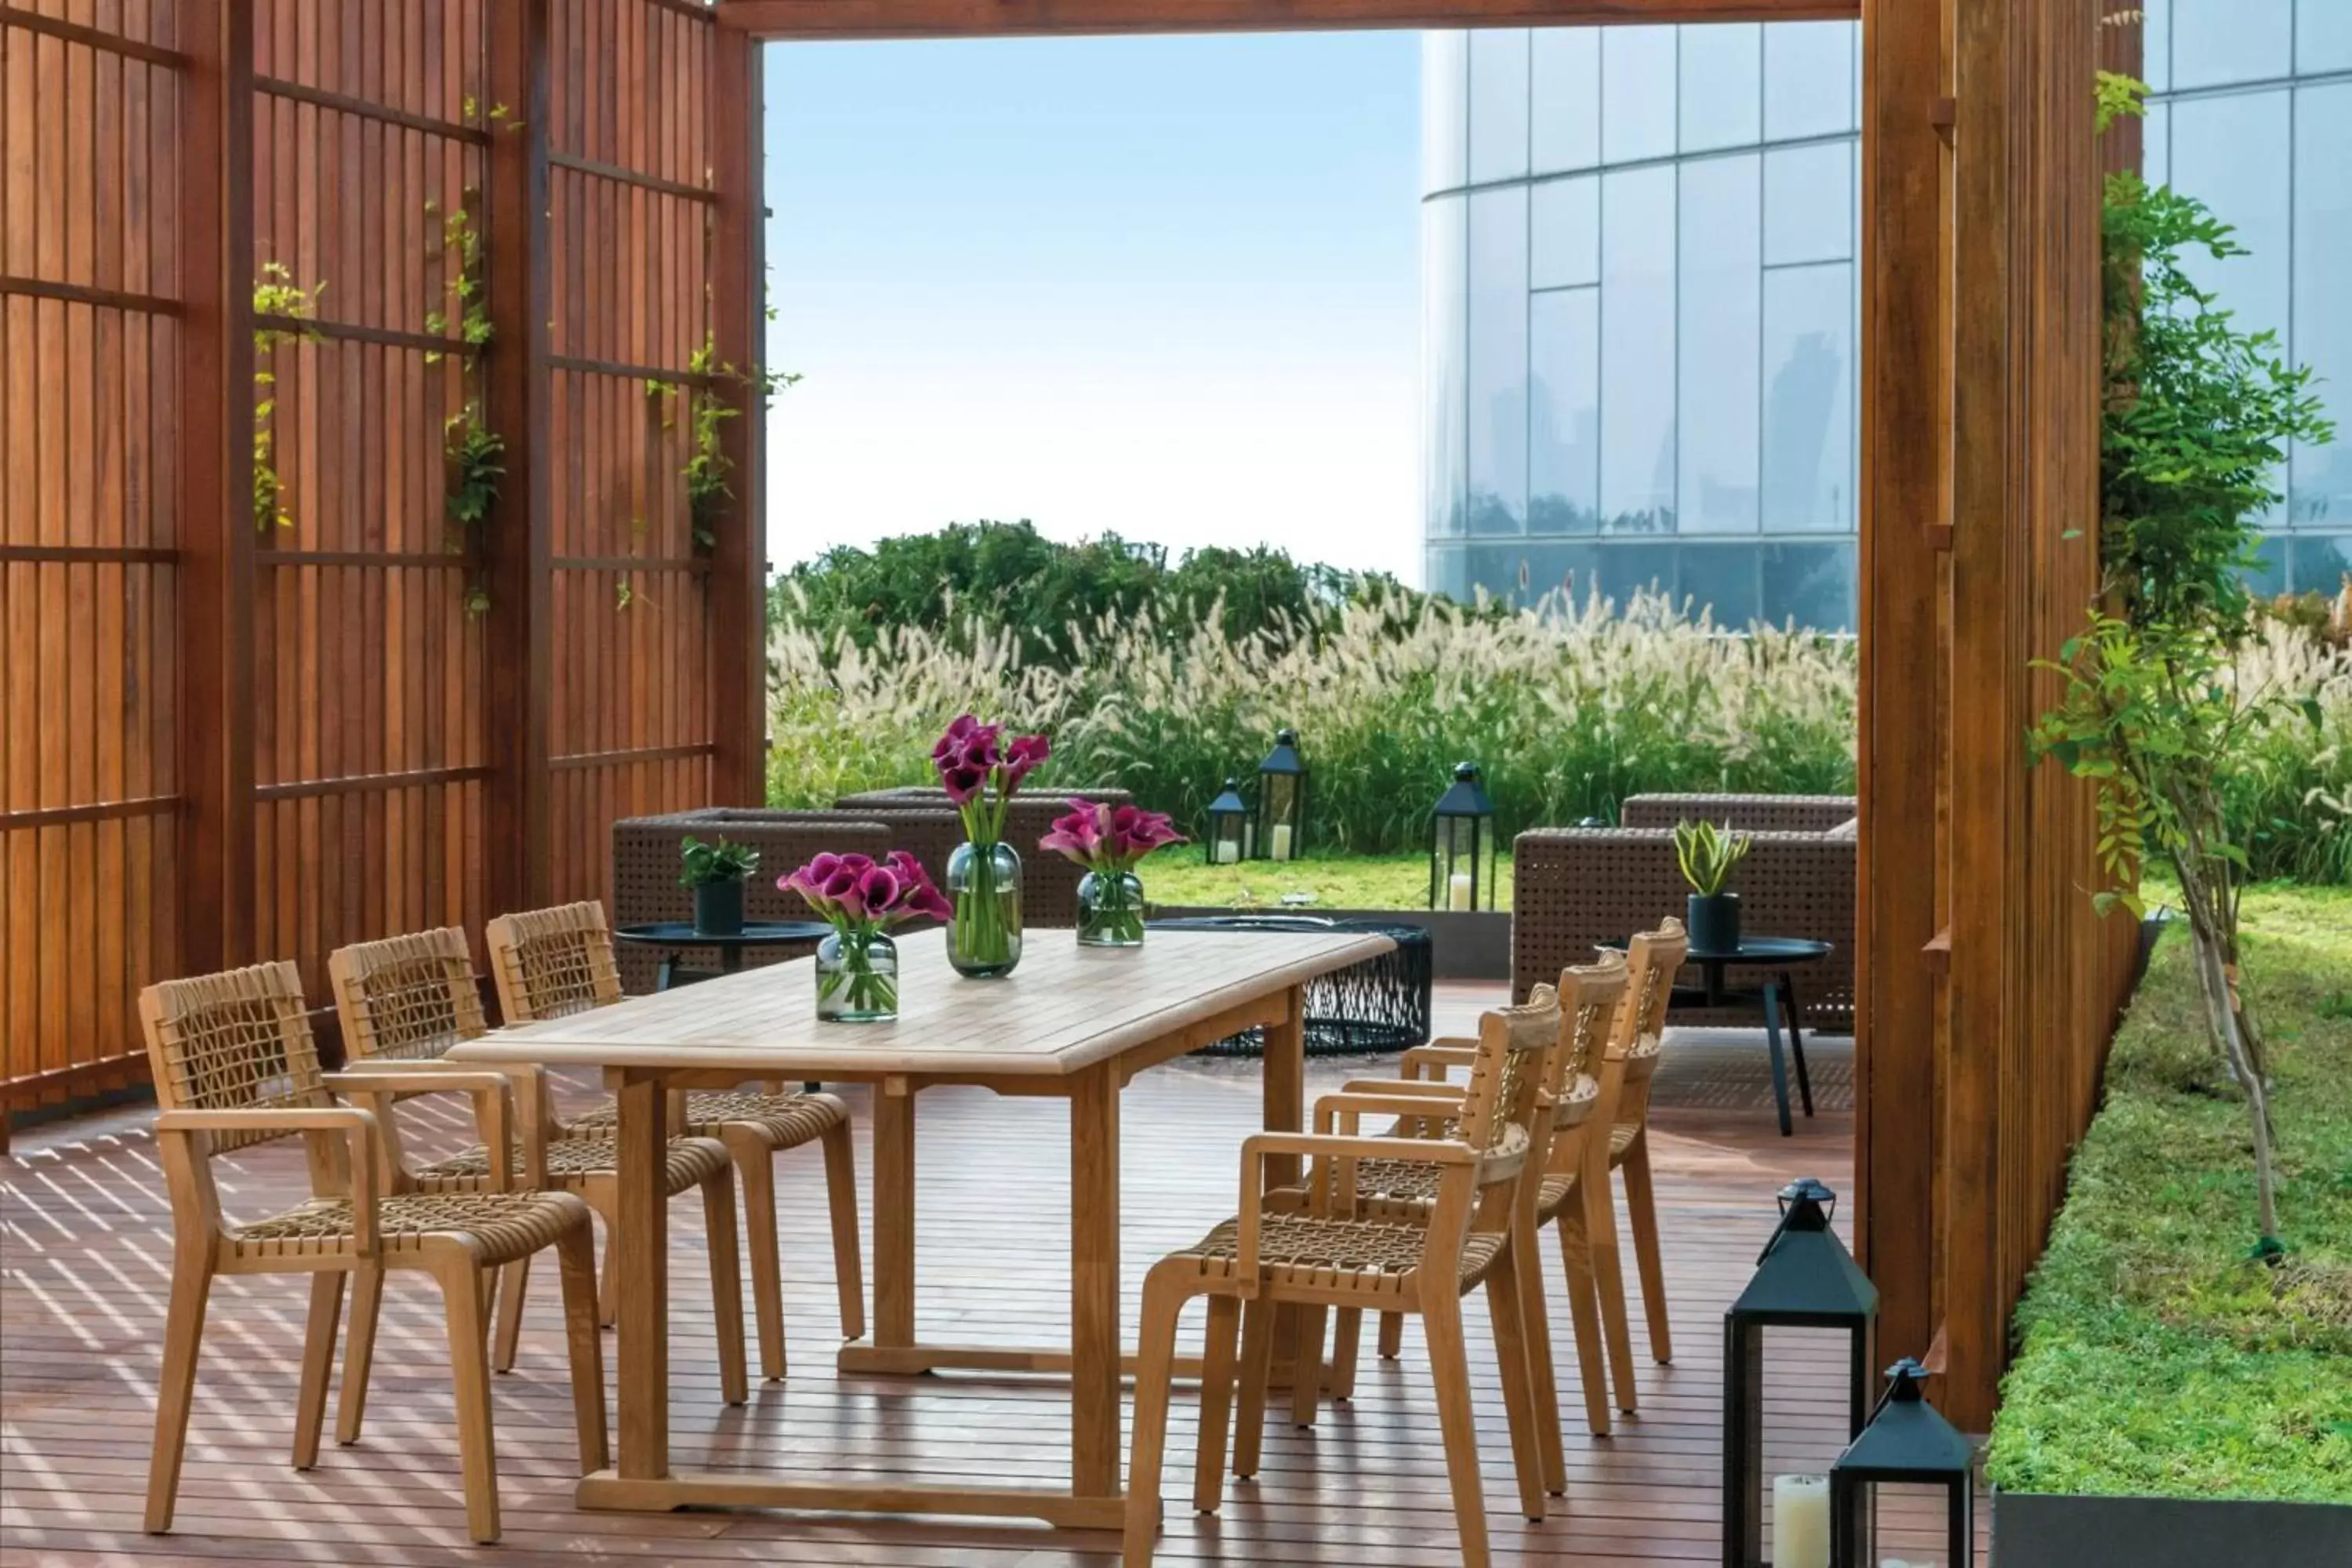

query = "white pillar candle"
[1270,823,1293,862]
[1447,871,1473,911]
[1773,1474,1831,1568]
[1215,839,1239,866]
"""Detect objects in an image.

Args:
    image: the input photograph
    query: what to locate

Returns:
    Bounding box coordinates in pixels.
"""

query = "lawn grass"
[1142,851,1514,913]
[1985,881,2352,1504]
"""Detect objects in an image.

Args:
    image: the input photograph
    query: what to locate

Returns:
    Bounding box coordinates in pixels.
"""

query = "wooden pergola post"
[710,22,770,808]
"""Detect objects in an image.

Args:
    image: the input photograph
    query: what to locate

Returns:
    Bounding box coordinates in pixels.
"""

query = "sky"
[761,33,1424,582]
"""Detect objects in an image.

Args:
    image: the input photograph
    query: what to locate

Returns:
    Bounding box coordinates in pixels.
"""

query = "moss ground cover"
[1986,882,2352,1503]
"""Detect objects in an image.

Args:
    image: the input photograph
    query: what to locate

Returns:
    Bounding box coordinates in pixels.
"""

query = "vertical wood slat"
[708,20,764,808]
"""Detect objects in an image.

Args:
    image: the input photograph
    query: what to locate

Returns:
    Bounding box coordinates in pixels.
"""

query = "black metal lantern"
[1428,761,1497,911]
[1254,728,1306,862]
[1204,778,1251,866]
[1724,1176,1879,1568]
[1831,1359,1974,1568]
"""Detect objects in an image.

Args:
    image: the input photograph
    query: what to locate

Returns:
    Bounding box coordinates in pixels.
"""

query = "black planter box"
[1993,1488,2352,1567]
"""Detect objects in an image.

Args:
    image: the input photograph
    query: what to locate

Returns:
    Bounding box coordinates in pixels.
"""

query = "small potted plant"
[1672,818,1751,954]
[1040,798,1187,948]
[679,835,760,937]
[779,850,951,1023]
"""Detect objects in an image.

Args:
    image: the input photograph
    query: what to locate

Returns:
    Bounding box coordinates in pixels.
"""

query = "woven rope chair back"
[1455,983,1561,1170]
[1552,950,1630,1095]
[329,927,487,1062]
[1610,919,1689,1127]
[139,961,328,1154]
[485,902,623,1025]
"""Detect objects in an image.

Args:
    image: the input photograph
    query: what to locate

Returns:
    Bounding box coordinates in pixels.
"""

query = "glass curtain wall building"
[1421,22,1863,629]
[2141,0,2352,595]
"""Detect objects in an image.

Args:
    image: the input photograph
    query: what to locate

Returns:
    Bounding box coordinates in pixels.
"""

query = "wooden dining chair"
[138,961,607,1544]
[1123,989,1563,1568]
[326,924,748,1405]
[1592,917,1690,1396]
[484,902,865,1381]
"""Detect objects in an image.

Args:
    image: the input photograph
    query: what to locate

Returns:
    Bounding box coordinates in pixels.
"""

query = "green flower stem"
[953,843,1014,967]
[1080,870,1145,944]
[818,924,897,1015]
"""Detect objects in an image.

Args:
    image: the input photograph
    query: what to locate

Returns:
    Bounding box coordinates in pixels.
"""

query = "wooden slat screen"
[1,0,760,1134]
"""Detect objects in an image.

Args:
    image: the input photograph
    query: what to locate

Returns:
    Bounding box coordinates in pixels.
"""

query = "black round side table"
[1607,933,1833,1138]
[612,920,833,991]
[1146,914,1435,1057]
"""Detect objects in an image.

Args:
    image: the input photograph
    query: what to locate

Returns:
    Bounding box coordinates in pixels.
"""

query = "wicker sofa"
[1512,793,1857,1032]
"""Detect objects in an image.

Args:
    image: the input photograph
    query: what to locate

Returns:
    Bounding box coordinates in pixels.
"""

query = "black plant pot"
[1686,891,1741,955]
[693,879,746,938]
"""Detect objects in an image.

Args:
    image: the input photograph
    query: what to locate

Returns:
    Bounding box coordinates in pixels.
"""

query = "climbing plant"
[252,261,323,531]
[427,192,503,614]
[673,330,798,555]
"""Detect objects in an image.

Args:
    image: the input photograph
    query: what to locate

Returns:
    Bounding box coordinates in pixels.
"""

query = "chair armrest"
[1233,1132,1475,1298]
[1400,1043,1478,1082]
[325,1071,517,1191]
[1312,1091,1465,1137]
[153,1109,383,1254]
[1339,1078,1460,1098]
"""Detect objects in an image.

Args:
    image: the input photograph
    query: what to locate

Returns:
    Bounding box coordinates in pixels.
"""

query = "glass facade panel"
[1679,154,1762,535]
[2169,89,2292,346]
[1679,542,1762,626]
[1762,21,1853,140]
[2294,84,2352,530]
[1601,25,1677,165]
[2143,0,2172,93]
[2143,100,2169,191]
[1680,24,1761,152]
[1761,541,1856,630]
[1763,141,1853,265]
[1531,27,1600,174]
[1530,288,1600,535]
[1600,165,1677,533]
[1467,187,1530,535]
[1762,261,1853,534]
[1468,30,1531,185]
[1421,31,1468,196]
[1532,174,1599,289]
[2303,0,2352,75]
[2292,534,2352,593]
[1423,194,1468,539]
[2172,0,2291,90]
[1593,541,1678,604]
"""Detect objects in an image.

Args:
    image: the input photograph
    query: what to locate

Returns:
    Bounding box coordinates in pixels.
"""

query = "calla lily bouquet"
[932,713,1051,846]
[931,714,1050,975]
[1041,798,1186,948]
[780,851,951,1017]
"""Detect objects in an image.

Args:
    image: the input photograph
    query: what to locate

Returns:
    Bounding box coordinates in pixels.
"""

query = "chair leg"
[144,1250,215,1534]
[702,1171,750,1406]
[337,1261,385,1445]
[1515,1220,1570,1492]
[437,1256,502,1544]
[1122,1268,1187,1566]
[492,1256,530,1374]
[1588,1156,1642,1413]
[732,1135,787,1381]
[1288,1305,1328,1428]
[554,1225,610,1473]
[292,1269,346,1471]
[821,1120,866,1341]
[1621,1134,1672,1364]
[1231,1297,1276,1480]
[1377,1308,1403,1360]
[1328,1306,1363,1401]
[1192,1294,1241,1514]
[1552,1209,1612,1439]
[1422,1289,1492,1568]
[1482,1254,1548,1523]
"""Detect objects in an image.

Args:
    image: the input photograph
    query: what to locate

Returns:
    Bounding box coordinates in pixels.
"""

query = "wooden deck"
[2,989,1900,1566]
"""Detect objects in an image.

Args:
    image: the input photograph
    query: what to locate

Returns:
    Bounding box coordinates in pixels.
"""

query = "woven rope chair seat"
[415,1133,727,1196]
[568,1089,847,1149]
[1171,1214,1504,1297]
[229,1189,590,1266]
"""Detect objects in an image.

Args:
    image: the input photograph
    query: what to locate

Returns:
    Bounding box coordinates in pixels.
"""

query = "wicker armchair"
[1617,792,1856,834]
[138,961,606,1544]
[1512,801,1854,1031]
[1123,989,1563,1568]
[608,808,895,993]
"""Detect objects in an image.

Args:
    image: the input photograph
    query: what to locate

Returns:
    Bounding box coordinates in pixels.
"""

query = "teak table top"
[449,925,1393,1080]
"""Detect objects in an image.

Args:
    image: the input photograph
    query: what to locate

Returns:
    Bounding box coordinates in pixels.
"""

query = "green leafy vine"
[658,331,797,556]
[429,191,503,614]
[252,261,324,531]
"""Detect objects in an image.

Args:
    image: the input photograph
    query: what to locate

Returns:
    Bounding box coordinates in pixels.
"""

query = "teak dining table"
[448,923,1392,1530]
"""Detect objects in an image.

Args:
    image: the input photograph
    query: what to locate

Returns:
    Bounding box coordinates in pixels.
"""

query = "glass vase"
[815,928,898,1022]
[945,840,1023,978]
[1076,869,1146,948]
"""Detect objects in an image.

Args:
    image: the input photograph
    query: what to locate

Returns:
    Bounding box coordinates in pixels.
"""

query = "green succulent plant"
[1672,819,1751,897]
[678,835,760,889]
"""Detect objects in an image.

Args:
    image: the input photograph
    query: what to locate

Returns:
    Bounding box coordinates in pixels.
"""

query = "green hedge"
[1985,883,2352,1503]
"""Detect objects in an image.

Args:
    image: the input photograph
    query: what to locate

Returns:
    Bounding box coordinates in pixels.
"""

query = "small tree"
[2031,75,2332,1250]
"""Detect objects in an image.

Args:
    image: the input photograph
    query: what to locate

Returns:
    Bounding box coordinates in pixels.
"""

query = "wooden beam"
[484,0,555,918]
[1855,0,1950,1378]
[708,22,769,808]
[176,0,257,979]
[718,0,1856,38]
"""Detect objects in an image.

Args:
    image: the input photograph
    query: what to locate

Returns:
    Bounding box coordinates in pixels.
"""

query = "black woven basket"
[1147,915,1434,1058]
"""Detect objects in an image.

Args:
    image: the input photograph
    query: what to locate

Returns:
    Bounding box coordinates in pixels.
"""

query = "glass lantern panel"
[1732,1323,1867,1568]
[1848,1479,1970,1568]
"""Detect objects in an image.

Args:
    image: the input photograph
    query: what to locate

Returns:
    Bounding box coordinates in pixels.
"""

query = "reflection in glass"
[2290,534,2351,593]
[1602,25,1677,165]
[1532,27,1600,174]
[1522,542,1602,608]
[1601,166,1677,534]
[1680,24,1761,152]
[1679,154,1762,535]
[1763,21,1856,141]
[2171,89,2292,347]
[1422,31,1468,195]
[1423,195,1468,539]
[1533,175,1599,290]
[1679,543,1762,626]
[1531,288,1600,536]
[1469,29,1531,185]
[1592,541,1677,604]
[2303,0,2352,74]
[1762,262,1853,534]
[2293,85,2352,530]
[2145,0,2172,93]
[2247,532,2288,598]
[2172,0,2290,90]
[1764,142,1853,266]
[2143,100,2169,191]
[1761,541,1857,632]
[1468,187,1530,535]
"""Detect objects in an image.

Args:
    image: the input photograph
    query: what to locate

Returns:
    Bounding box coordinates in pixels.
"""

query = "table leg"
[612,1069,671,1480]
[871,1076,916,1350]
[1069,1062,1123,1502]
[1262,983,1305,1189]
[1780,972,1816,1118]
[722,947,745,975]
[1760,980,1795,1138]
[655,953,678,991]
